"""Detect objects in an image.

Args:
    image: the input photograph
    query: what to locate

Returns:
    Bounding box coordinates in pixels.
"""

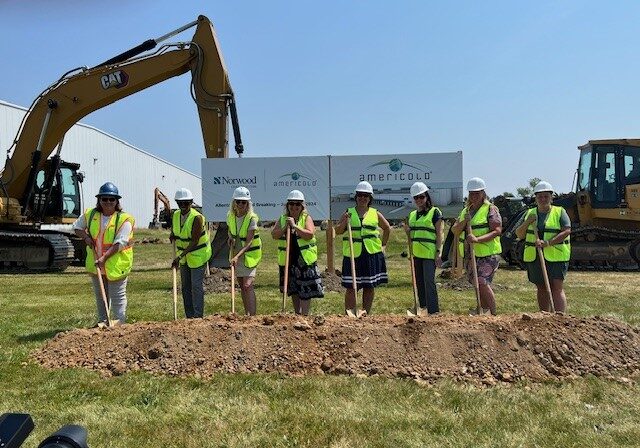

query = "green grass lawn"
[2,228,640,447]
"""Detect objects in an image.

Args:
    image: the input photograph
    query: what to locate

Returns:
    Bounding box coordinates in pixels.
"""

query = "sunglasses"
[288,201,303,207]
[177,201,191,206]
[235,200,248,205]
[355,193,370,198]
[100,197,117,203]
[413,194,426,200]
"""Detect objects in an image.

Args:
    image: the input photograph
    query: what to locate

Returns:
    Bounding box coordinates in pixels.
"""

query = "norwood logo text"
[213,176,257,185]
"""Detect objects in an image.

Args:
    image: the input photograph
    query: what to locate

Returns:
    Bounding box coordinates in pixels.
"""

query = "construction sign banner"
[202,156,330,221]
[330,152,464,219]
[202,152,463,221]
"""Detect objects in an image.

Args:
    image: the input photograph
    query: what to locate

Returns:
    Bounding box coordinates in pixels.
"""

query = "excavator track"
[0,230,75,273]
[567,226,640,271]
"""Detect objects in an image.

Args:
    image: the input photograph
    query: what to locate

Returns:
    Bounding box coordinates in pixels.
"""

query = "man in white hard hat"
[515,181,571,312]
[170,188,212,318]
[451,177,503,315]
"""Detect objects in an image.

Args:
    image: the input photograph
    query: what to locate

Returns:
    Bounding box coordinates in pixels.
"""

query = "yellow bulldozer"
[501,139,640,270]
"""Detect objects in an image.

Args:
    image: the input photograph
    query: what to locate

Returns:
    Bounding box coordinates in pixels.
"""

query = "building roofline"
[0,99,201,179]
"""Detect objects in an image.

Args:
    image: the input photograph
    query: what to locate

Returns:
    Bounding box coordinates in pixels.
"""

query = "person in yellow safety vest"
[515,181,571,312]
[402,182,444,314]
[451,177,503,315]
[170,188,211,318]
[335,181,391,315]
[227,186,262,315]
[73,182,134,325]
[271,190,324,315]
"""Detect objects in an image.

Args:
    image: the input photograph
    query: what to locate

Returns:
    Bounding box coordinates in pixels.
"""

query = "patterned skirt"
[279,256,324,300]
[341,250,388,289]
[465,254,500,285]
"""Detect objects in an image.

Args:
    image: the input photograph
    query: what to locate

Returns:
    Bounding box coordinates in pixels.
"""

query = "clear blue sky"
[2,0,639,196]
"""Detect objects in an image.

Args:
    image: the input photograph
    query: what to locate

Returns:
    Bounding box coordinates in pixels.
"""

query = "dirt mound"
[33,314,640,385]
[321,270,344,293]
[203,268,234,293]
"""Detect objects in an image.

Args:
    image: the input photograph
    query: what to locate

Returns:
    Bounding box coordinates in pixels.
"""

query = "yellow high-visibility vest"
[523,206,571,262]
[408,207,440,259]
[342,207,382,257]
[227,212,262,268]
[85,208,134,281]
[172,208,211,268]
[457,202,501,258]
[277,213,317,266]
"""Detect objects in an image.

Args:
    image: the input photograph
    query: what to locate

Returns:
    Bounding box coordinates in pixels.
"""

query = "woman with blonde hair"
[451,177,502,315]
[226,186,262,315]
[271,190,324,315]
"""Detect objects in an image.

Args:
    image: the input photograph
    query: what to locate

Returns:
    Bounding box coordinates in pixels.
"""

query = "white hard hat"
[533,181,554,194]
[232,186,251,200]
[410,182,429,197]
[174,188,194,201]
[287,190,305,201]
[355,181,374,194]
[467,177,486,192]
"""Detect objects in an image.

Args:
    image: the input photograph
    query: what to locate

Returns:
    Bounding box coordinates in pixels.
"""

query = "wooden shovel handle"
[93,249,112,327]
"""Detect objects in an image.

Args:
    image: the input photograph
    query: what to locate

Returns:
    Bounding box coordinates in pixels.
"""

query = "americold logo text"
[359,158,431,182]
[273,172,318,187]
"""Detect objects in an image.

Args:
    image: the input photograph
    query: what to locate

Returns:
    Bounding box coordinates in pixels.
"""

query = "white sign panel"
[202,156,330,221]
[330,152,463,219]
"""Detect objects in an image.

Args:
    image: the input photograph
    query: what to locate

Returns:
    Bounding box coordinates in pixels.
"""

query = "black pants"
[413,258,439,314]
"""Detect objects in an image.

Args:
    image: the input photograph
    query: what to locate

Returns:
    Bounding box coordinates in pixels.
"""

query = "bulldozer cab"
[576,139,640,225]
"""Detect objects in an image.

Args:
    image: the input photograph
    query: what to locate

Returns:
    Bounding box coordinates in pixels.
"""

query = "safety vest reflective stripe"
[523,206,571,262]
[342,207,382,257]
[84,208,135,281]
[172,209,211,269]
[277,213,318,266]
[409,208,439,259]
[457,203,502,258]
[226,212,262,268]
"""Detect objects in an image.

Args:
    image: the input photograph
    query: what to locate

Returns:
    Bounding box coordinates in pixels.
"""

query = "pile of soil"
[33,313,640,385]
[203,268,234,294]
[321,269,344,293]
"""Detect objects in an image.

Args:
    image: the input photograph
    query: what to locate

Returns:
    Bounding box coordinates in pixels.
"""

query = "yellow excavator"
[501,139,640,270]
[0,15,242,272]
[149,188,173,229]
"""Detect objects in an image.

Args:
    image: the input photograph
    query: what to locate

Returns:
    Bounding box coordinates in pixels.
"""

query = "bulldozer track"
[0,230,75,273]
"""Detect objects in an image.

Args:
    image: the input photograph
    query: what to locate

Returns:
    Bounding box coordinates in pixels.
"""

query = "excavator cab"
[32,160,83,224]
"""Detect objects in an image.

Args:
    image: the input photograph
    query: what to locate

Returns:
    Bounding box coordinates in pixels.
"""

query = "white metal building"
[0,100,202,227]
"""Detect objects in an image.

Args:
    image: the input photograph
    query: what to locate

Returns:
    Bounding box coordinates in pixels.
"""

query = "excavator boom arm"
[2,15,234,202]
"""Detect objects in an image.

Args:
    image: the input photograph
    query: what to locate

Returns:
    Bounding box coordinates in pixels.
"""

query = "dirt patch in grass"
[33,313,640,385]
